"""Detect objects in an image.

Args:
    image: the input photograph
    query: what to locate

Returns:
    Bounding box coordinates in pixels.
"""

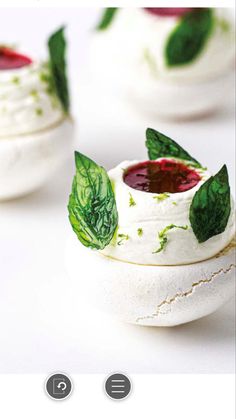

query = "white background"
[0,374,235,419]
[0,0,235,7]
[0,5,235,417]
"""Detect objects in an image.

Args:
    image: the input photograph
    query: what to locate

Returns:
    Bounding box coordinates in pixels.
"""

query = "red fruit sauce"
[123,160,201,194]
[0,47,32,70]
[144,8,193,17]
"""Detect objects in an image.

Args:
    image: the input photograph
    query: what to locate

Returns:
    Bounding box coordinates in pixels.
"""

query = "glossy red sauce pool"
[123,160,201,193]
[0,47,32,70]
[144,8,193,17]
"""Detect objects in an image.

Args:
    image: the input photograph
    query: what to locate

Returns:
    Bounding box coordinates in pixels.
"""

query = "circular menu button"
[105,373,132,400]
[45,373,73,400]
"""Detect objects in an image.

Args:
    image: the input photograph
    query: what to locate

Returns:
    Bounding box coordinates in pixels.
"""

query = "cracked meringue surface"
[66,233,235,326]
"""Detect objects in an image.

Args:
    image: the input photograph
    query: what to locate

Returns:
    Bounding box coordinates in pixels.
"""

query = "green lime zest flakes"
[145,128,202,168]
[11,76,20,85]
[48,27,70,113]
[117,234,129,246]
[153,224,189,254]
[143,48,158,76]
[35,107,43,116]
[129,192,136,207]
[39,62,58,102]
[153,235,168,254]
[110,225,118,247]
[96,8,118,30]
[137,228,143,237]
[39,63,54,92]
[30,89,39,101]
[185,161,207,172]
[153,193,170,202]
[217,17,230,32]
[165,8,214,67]
[68,152,118,250]
[190,165,231,243]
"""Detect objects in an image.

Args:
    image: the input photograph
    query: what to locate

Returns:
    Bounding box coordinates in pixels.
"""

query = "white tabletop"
[0,7,235,374]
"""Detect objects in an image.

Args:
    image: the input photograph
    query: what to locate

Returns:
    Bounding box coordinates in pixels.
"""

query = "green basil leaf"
[68,152,118,250]
[166,8,214,66]
[48,27,70,113]
[146,128,202,167]
[96,8,118,30]
[190,165,231,243]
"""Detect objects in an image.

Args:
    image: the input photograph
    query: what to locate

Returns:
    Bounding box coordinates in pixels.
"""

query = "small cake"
[66,128,235,327]
[91,8,235,118]
[0,28,74,200]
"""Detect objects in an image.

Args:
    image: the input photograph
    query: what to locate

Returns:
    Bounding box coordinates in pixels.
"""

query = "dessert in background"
[91,8,235,118]
[0,27,74,200]
[66,128,235,326]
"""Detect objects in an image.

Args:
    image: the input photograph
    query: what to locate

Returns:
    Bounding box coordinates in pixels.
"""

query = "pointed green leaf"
[190,165,231,243]
[165,8,214,66]
[96,8,118,30]
[68,152,118,250]
[48,27,70,113]
[145,128,202,167]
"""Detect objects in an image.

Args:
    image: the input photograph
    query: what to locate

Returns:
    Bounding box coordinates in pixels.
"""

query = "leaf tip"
[74,150,83,167]
[96,7,118,31]
[216,164,229,183]
[146,127,152,135]
[74,150,79,160]
[48,25,66,45]
[220,163,228,174]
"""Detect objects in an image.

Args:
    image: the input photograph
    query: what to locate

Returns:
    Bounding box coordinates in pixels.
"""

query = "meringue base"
[128,69,235,119]
[0,119,74,200]
[66,234,235,327]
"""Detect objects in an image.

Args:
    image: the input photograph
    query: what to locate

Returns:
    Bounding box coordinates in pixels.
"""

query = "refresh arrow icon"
[46,373,73,400]
[57,381,67,391]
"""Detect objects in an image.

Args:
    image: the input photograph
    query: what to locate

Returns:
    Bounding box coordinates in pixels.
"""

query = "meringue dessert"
[91,8,235,118]
[0,27,73,200]
[67,128,235,327]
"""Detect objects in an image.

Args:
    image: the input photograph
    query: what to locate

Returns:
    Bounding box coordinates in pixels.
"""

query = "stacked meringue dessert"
[67,128,235,326]
[0,27,73,200]
[91,8,235,118]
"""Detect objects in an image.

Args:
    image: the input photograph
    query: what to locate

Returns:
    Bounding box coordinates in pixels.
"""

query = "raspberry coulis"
[0,47,32,70]
[123,160,201,194]
[144,8,193,17]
